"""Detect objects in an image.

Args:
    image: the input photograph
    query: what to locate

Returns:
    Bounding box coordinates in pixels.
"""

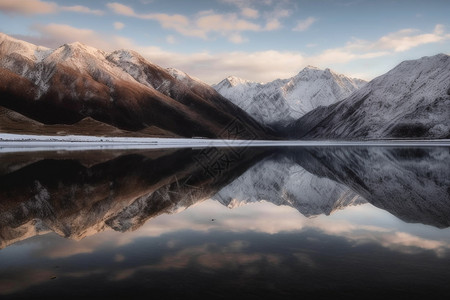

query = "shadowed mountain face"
[0,146,449,249]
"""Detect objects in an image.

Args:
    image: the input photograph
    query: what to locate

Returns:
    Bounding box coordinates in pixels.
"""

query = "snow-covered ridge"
[0,32,172,92]
[294,53,450,139]
[213,66,366,125]
[0,32,51,63]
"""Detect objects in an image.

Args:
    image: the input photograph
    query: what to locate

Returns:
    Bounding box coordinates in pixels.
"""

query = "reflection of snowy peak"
[291,54,450,139]
[213,155,365,217]
[213,67,366,125]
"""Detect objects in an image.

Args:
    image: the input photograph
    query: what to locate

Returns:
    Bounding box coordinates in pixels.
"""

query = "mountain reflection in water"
[0,146,449,298]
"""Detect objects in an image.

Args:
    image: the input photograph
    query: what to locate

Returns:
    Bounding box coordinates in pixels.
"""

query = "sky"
[0,0,449,84]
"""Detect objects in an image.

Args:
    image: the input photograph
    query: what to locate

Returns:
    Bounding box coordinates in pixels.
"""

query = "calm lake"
[1,146,449,299]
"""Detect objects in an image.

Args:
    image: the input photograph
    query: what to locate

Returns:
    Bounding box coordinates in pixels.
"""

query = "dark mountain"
[0,32,273,139]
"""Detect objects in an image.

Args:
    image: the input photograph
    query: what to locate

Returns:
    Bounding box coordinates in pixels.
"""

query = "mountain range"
[0,32,271,139]
[0,32,449,139]
[213,66,366,126]
[288,53,450,139]
[1,146,448,249]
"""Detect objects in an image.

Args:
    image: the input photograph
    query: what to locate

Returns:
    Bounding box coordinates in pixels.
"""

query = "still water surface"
[0,146,449,299]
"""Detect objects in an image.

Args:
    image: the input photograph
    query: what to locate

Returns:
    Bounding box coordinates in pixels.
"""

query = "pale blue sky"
[1,0,449,83]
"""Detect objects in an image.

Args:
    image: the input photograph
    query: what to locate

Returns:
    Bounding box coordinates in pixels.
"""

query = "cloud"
[61,5,104,15]
[312,24,450,65]
[107,2,135,16]
[265,19,282,31]
[166,35,176,44]
[241,7,259,19]
[271,8,291,19]
[311,219,448,257]
[195,12,261,32]
[0,0,104,16]
[107,2,202,38]
[372,24,449,52]
[293,17,317,32]
[114,22,125,30]
[109,241,281,281]
[228,33,247,44]
[29,23,134,50]
[0,0,57,14]
[107,2,280,42]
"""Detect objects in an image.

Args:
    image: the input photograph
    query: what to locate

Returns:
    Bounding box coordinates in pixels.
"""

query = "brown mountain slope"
[0,33,273,139]
[0,105,179,137]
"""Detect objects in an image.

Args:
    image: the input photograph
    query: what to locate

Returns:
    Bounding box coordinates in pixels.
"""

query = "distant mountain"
[213,66,366,126]
[289,54,450,139]
[0,33,272,139]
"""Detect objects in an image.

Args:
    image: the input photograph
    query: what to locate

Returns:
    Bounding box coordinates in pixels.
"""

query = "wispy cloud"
[0,0,104,15]
[372,24,449,52]
[60,5,104,16]
[113,22,125,30]
[28,23,134,50]
[166,35,176,44]
[106,2,135,16]
[0,0,57,14]
[293,17,317,32]
[313,24,450,65]
[107,2,282,43]
[241,7,259,19]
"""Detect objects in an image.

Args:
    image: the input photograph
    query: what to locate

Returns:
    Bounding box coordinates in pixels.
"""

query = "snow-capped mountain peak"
[166,67,203,85]
[0,32,51,63]
[214,76,258,90]
[108,49,146,65]
[213,66,366,125]
[49,42,106,63]
[225,75,255,87]
[290,53,450,139]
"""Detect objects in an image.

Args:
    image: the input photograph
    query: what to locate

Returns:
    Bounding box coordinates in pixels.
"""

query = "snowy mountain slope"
[212,154,365,217]
[290,54,450,139]
[0,32,271,139]
[213,66,366,125]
